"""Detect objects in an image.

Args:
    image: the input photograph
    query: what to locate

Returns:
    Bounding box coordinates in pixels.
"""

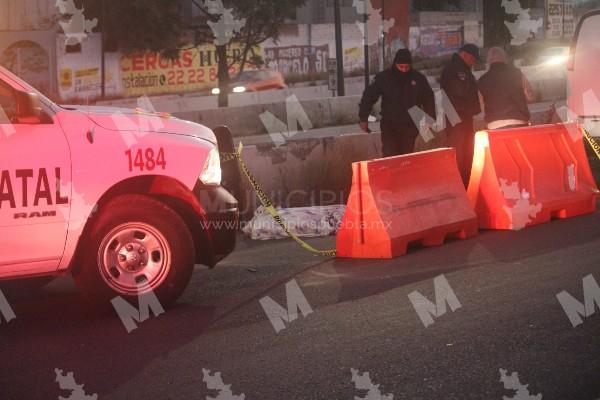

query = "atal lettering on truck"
[0,168,69,219]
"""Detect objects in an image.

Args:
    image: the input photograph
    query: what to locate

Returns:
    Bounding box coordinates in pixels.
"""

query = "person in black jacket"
[359,49,436,157]
[440,44,482,186]
[478,47,535,130]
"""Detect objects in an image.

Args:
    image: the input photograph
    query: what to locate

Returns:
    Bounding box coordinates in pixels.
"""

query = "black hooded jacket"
[359,67,436,129]
[440,53,481,120]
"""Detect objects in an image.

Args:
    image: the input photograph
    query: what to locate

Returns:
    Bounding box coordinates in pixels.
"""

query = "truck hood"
[62,105,217,145]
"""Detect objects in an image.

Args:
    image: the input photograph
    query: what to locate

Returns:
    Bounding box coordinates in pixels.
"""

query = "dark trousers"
[446,118,475,186]
[381,120,418,158]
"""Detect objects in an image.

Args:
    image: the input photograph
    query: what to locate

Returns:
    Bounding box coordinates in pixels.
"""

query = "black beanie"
[394,49,412,64]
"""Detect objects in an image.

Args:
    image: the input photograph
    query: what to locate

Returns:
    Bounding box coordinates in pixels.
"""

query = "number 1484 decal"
[126,148,167,172]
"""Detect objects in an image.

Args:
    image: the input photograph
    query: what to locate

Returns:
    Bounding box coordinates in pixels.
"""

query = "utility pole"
[100,0,106,99]
[333,0,345,96]
[363,0,370,89]
[191,0,229,107]
[561,0,565,39]
[380,0,385,71]
[543,0,548,40]
[217,45,229,108]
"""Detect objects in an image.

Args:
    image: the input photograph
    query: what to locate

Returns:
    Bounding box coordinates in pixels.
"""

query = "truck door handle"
[86,127,95,144]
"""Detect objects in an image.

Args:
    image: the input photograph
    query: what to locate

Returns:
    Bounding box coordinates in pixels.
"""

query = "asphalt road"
[1,212,600,400]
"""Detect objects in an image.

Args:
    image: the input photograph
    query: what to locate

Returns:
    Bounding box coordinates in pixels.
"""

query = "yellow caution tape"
[220,152,239,163]
[583,128,600,160]
[221,143,336,257]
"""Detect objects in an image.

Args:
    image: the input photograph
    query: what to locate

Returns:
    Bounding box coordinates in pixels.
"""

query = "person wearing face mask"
[359,49,436,157]
[440,44,482,186]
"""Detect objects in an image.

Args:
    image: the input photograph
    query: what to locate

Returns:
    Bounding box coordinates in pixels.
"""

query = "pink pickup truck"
[0,66,238,306]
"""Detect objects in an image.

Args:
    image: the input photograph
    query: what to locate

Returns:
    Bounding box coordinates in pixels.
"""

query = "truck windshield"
[0,66,56,110]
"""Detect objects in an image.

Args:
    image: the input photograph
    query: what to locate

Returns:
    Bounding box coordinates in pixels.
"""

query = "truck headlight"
[199,148,222,186]
[546,55,568,66]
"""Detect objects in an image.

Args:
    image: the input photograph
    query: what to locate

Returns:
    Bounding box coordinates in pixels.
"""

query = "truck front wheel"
[74,195,195,307]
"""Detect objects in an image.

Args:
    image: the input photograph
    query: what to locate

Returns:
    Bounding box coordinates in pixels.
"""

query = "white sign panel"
[328,58,338,92]
[547,0,575,39]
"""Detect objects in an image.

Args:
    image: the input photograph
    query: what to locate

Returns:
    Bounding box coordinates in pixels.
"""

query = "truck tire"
[74,194,195,307]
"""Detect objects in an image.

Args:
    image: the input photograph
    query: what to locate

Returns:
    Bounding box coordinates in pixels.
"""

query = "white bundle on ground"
[242,205,346,240]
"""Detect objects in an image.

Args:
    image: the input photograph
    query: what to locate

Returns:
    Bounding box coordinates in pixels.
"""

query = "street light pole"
[333,0,345,96]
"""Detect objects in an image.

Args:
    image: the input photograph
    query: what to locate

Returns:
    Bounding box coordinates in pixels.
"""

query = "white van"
[568,10,600,136]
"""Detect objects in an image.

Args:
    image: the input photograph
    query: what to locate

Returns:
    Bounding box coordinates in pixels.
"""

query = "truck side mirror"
[14,91,49,124]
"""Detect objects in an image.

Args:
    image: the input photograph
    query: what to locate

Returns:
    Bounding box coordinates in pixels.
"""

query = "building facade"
[1,0,580,102]
[0,0,58,95]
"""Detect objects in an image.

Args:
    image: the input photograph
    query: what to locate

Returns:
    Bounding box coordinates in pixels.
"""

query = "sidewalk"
[234,99,565,147]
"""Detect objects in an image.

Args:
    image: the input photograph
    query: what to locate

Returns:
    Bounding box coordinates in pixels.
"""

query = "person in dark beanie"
[440,43,482,186]
[478,47,535,130]
[359,48,436,157]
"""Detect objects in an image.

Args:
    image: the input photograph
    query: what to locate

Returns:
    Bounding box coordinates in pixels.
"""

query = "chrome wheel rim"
[98,223,172,296]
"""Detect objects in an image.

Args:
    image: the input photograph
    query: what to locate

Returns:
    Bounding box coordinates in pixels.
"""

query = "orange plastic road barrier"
[467,123,599,230]
[336,148,479,259]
